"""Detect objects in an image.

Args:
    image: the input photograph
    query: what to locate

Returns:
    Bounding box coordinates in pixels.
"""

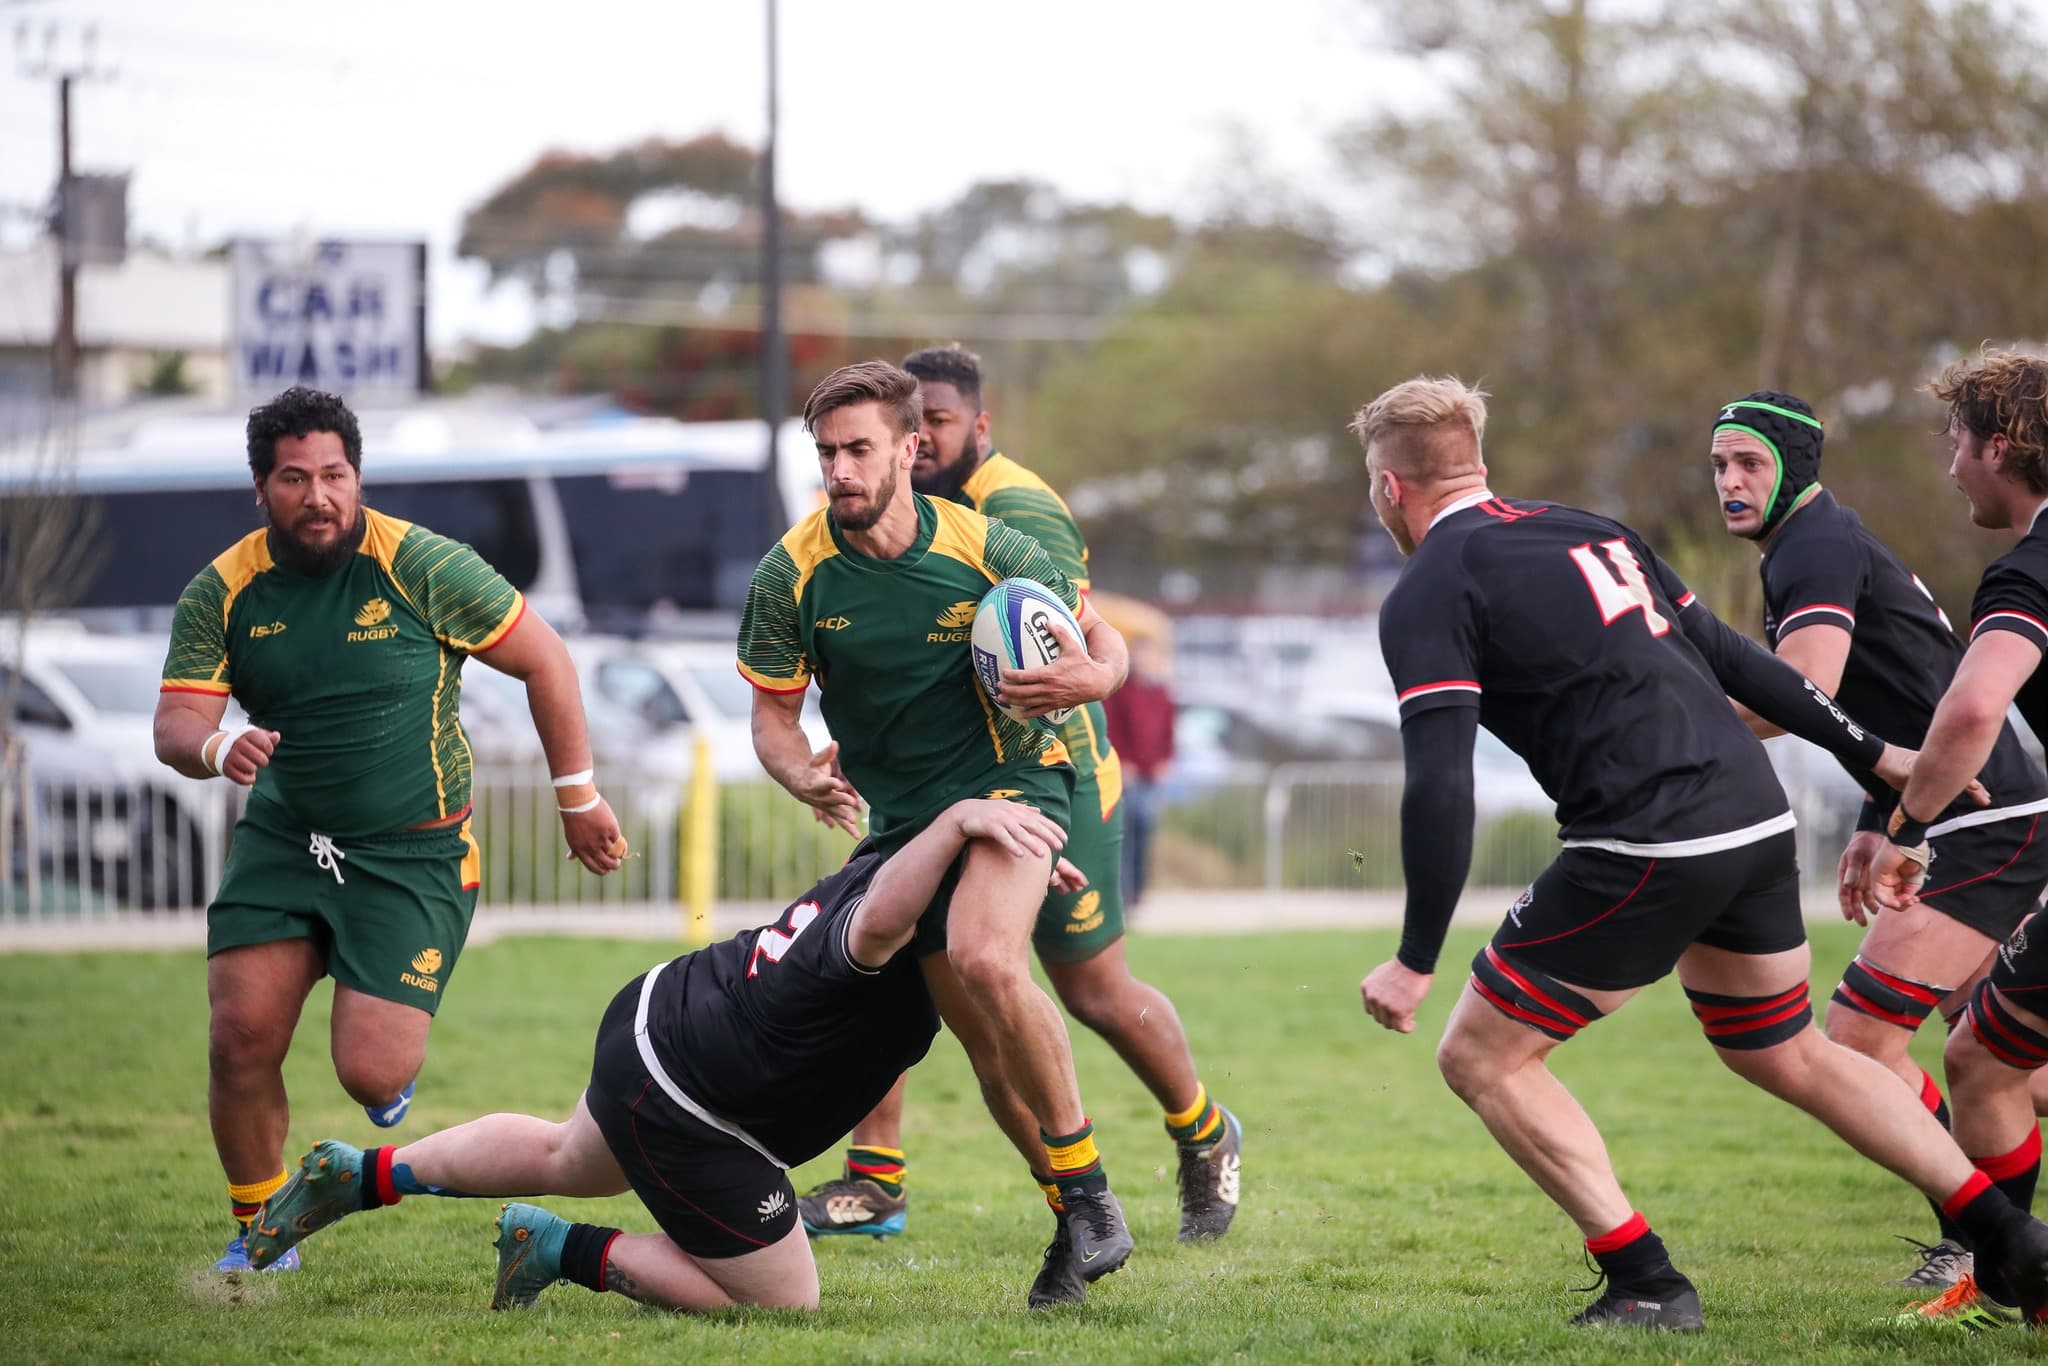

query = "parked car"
[2,623,240,909]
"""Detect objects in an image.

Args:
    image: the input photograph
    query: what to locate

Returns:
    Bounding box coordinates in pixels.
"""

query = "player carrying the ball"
[1353,374,2048,1332]
[153,386,624,1276]
[795,346,1240,1300]
[739,360,1138,1299]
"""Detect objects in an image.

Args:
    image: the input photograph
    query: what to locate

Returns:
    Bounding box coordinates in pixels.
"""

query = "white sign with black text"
[230,239,426,397]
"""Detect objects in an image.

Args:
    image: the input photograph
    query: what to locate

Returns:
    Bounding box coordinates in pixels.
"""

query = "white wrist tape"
[203,725,256,776]
[558,794,603,814]
[551,769,595,788]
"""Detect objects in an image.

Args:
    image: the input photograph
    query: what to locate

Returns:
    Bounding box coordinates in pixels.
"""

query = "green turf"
[1,924,2038,1362]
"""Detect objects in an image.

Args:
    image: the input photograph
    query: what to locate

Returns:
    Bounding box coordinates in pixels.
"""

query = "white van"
[0,398,823,634]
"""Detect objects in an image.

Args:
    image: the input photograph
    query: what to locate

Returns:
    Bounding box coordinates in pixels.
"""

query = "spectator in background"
[1105,636,1176,906]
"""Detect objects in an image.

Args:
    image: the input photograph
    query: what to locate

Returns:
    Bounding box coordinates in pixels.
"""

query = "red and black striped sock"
[1942,1171,2029,1303]
[1585,1212,1689,1297]
[1977,1128,2043,1218]
[560,1223,623,1293]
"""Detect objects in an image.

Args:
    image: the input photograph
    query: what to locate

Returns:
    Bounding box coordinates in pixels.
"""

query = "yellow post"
[682,732,717,945]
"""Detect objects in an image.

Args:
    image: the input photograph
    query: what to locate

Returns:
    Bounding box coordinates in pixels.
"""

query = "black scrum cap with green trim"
[1713,390,1824,539]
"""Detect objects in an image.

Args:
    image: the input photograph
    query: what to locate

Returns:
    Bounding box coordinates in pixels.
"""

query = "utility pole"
[759,0,787,468]
[18,21,115,401]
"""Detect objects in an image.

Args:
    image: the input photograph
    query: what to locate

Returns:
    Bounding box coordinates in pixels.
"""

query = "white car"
[2,622,240,909]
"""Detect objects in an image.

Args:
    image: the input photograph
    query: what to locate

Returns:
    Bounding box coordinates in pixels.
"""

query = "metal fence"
[0,756,1866,924]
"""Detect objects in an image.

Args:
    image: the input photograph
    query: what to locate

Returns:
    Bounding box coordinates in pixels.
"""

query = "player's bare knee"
[1821,1002,1906,1061]
[947,943,1030,1003]
[333,1054,417,1107]
[208,1004,291,1077]
[1435,1026,1504,1103]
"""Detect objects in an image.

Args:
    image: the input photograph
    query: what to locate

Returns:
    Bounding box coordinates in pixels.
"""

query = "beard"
[832,463,899,533]
[910,430,981,500]
[266,507,366,576]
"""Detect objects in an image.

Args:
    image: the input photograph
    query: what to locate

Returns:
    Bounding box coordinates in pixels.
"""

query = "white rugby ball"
[971,578,1081,727]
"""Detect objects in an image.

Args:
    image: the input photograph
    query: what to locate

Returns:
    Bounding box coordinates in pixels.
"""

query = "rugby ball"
[971,578,1081,727]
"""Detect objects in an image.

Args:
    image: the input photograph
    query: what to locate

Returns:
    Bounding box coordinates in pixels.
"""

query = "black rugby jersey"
[1384,495,1854,852]
[638,846,939,1167]
[1762,491,2047,828]
[1969,510,2048,748]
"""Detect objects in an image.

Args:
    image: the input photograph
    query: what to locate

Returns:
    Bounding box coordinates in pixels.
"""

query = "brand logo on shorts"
[355,598,392,627]
[248,620,288,638]
[1066,888,1105,935]
[400,946,443,994]
[1508,885,1534,927]
[2003,923,2030,972]
[757,1190,790,1221]
[936,601,978,629]
[815,616,851,631]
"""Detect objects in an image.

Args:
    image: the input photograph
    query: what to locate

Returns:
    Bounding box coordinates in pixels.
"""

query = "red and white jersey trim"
[1972,610,2048,641]
[1779,603,1856,632]
[1397,680,1482,704]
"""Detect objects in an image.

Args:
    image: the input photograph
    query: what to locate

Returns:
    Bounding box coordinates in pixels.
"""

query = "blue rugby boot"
[492,1202,571,1309]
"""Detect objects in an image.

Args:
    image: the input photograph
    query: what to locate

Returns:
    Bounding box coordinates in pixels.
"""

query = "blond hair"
[1350,376,1489,479]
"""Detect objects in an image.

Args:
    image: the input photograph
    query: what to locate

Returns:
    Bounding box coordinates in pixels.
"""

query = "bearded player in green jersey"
[795,347,1240,1298]
[740,361,1138,1299]
[153,387,623,1276]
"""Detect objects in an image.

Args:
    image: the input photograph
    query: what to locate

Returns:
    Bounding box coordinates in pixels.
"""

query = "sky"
[0,0,1396,347]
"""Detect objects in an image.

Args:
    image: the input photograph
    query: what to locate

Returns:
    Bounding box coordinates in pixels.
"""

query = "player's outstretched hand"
[562,797,625,875]
[1049,857,1088,894]
[1836,830,1893,925]
[793,741,864,837]
[998,619,1114,718]
[220,729,282,786]
[1872,744,1990,807]
[1361,957,1432,1034]
[954,799,1068,860]
[1863,837,1931,916]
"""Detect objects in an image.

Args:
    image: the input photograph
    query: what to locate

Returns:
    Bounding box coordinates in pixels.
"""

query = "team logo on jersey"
[348,596,400,643]
[936,601,978,629]
[1066,889,1104,935]
[815,616,852,631]
[400,946,443,993]
[757,1190,790,1221]
[249,620,288,638]
[984,788,1022,801]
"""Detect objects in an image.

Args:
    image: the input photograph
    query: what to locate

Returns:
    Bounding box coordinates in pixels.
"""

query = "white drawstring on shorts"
[308,832,347,885]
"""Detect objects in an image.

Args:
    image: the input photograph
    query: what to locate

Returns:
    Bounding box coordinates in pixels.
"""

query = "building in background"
[0,243,228,404]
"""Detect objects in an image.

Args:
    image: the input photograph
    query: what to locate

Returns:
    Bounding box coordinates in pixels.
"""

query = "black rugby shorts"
[1488,829,1805,992]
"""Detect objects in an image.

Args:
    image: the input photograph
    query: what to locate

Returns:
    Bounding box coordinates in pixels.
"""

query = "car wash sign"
[230,239,427,397]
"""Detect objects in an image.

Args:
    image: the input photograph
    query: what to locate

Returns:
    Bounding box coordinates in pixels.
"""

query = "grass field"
[3,923,2041,1363]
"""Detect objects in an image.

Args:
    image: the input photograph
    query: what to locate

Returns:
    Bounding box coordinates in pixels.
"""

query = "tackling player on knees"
[1709,389,2048,1291]
[1861,350,2048,1326]
[1352,374,2048,1332]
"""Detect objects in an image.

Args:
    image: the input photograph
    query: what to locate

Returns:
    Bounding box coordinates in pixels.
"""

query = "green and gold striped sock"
[846,1146,906,1195]
[1043,1119,1105,1191]
[1165,1083,1224,1147]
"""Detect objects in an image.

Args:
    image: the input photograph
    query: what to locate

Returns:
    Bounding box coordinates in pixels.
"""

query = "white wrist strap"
[551,769,595,788]
[203,725,256,776]
[559,794,603,814]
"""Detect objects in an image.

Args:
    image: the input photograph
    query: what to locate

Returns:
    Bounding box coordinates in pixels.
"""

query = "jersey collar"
[2029,498,2048,534]
[1429,489,1496,531]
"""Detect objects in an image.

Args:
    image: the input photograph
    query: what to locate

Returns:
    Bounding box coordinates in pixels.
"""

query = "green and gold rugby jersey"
[737,493,1079,841]
[956,453,1120,810]
[162,507,525,839]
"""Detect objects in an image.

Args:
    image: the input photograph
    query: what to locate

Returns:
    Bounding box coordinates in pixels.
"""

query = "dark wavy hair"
[1928,349,2048,494]
[246,386,363,480]
[902,344,984,408]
